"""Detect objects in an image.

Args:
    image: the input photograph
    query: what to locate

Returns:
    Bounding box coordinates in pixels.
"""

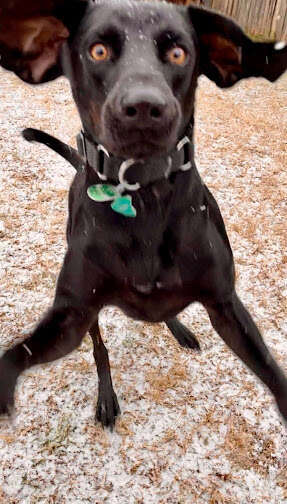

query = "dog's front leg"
[90,320,120,429]
[205,291,287,422]
[0,304,95,415]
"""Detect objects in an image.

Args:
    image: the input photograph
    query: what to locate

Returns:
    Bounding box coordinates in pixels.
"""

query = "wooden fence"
[191,0,287,40]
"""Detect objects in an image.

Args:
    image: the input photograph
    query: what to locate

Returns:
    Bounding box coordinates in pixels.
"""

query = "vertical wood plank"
[194,0,287,39]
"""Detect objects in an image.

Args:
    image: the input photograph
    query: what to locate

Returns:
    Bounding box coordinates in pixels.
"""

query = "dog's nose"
[120,87,168,126]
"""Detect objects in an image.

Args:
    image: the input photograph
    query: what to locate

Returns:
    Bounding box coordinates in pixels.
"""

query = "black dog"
[1,0,287,429]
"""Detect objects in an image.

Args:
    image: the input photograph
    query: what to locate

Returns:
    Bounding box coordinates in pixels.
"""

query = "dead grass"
[224,414,276,474]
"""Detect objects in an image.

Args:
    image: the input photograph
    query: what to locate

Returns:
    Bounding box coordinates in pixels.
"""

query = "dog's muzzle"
[101,82,181,158]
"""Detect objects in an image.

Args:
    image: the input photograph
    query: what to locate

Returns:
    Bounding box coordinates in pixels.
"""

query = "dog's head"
[1,0,286,159]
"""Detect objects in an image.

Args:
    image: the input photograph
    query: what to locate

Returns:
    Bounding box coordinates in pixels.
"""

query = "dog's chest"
[83,206,185,292]
[99,216,181,290]
[113,229,191,322]
[76,178,222,321]
[79,175,215,314]
[83,180,177,274]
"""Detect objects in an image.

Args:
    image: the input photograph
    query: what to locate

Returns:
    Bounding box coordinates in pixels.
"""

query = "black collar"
[77,130,194,187]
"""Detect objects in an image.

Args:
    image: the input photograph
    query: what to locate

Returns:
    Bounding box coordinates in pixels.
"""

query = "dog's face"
[65,1,198,158]
[1,0,286,159]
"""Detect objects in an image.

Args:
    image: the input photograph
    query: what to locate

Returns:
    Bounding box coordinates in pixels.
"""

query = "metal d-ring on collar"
[95,149,141,193]
[96,145,109,180]
[177,136,192,172]
[118,159,141,192]
[87,140,139,191]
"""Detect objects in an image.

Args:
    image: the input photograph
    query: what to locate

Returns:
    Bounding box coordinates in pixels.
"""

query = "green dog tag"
[87,184,137,218]
[111,195,137,217]
[87,184,118,202]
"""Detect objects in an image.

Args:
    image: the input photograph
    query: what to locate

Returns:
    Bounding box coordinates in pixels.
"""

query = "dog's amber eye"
[90,43,110,61]
[167,46,187,65]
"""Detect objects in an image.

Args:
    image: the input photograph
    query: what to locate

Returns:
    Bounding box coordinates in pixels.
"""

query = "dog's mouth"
[108,135,173,159]
[101,123,179,160]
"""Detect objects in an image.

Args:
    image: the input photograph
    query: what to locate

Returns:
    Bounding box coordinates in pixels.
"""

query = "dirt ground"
[0,67,286,503]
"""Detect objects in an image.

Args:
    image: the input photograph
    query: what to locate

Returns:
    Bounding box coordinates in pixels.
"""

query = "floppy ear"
[0,0,87,84]
[188,6,287,88]
[0,15,69,83]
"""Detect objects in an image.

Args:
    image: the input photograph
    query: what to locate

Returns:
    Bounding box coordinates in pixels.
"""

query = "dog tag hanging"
[87,184,137,217]
[111,195,136,217]
[87,158,141,217]
[87,184,118,201]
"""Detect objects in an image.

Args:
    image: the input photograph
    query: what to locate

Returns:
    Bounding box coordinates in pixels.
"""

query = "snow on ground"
[0,67,286,503]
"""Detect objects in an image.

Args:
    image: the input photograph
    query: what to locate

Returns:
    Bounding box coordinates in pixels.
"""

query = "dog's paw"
[96,388,121,430]
[0,357,17,416]
[175,328,201,350]
[166,318,201,351]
